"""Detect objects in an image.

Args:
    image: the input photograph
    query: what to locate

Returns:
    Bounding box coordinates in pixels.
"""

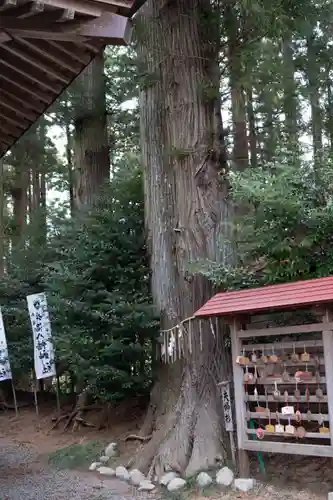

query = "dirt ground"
[0,399,332,500]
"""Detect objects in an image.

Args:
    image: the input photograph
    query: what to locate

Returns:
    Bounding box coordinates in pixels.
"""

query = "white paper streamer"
[0,308,12,381]
[27,293,56,380]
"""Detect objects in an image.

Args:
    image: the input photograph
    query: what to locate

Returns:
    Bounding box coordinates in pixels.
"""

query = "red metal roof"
[194,276,333,317]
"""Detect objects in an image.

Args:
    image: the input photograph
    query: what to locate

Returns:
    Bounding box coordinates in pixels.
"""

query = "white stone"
[129,469,146,486]
[99,456,109,464]
[216,467,234,487]
[98,467,116,476]
[138,480,156,491]
[167,478,187,492]
[196,472,213,488]
[104,442,118,458]
[234,478,256,493]
[89,462,101,471]
[115,466,130,481]
[160,471,179,486]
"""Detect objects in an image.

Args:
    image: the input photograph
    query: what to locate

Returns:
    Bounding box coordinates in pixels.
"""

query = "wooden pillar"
[230,316,250,475]
[323,309,333,447]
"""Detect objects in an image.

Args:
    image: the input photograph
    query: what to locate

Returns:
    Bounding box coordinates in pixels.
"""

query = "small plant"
[48,440,104,470]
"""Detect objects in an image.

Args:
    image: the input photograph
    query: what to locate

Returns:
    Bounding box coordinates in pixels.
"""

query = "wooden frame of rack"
[231,308,333,470]
[193,276,333,475]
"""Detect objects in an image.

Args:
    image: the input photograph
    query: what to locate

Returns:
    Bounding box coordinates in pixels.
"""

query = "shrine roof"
[0,0,145,157]
[194,276,333,317]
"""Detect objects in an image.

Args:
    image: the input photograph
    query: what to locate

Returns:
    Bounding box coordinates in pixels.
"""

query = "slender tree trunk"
[133,0,231,478]
[0,160,5,276]
[325,66,333,152]
[307,33,323,171]
[246,86,257,168]
[225,4,248,171]
[282,32,298,157]
[64,101,75,216]
[12,164,28,245]
[73,51,110,208]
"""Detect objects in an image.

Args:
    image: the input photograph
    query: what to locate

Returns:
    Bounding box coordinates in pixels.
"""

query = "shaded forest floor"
[0,398,332,500]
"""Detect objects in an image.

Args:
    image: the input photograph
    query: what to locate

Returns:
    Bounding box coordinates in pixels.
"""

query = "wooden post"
[11,380,18,417]
[323,309,333,446]
[230,317,250,475]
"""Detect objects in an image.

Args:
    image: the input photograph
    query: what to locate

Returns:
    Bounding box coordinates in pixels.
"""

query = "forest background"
[1,0,333,477]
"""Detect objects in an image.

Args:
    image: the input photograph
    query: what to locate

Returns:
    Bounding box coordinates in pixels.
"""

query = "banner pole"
[11,379,18,417]
[55,375,61,414]
[33,374,39,417]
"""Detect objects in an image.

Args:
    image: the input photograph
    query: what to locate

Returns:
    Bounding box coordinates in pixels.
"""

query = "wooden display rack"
[194,277,333,473]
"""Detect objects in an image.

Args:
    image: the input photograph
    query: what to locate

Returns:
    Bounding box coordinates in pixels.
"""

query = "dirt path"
[0,438,149,500]
[0,405,332,500]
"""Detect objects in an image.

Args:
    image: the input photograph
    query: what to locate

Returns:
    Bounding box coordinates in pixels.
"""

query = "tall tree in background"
[134,0,230,476]
[73,52,110,207]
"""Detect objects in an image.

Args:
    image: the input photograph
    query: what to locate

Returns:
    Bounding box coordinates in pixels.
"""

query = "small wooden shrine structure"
[194,276,333,472]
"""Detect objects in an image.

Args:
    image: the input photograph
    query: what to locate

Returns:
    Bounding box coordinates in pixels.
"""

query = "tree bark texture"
[73,51,110,208]
[134,0,232,478]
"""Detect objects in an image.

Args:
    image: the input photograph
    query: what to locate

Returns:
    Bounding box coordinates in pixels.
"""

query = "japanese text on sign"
[221,383,233,431]
[27,293,56,380]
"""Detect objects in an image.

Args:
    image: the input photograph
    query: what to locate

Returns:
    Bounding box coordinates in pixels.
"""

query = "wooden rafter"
[0,0,145,157]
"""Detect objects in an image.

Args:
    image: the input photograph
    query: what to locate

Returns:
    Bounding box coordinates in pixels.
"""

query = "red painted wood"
[194,276,333,317]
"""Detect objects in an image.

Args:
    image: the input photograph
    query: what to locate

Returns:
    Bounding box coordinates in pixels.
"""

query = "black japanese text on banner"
[221,382,234,432]
[27,293,56,380]
[0,308,12,381]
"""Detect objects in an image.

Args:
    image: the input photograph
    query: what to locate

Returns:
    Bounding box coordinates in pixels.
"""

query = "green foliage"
[48,440,105,469]
[199,160,333,289]
[45,168,158,402]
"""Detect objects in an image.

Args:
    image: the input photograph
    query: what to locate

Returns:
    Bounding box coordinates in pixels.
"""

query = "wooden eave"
[0,0,144,157]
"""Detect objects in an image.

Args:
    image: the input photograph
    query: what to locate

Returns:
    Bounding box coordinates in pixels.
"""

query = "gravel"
[0,440,148,500]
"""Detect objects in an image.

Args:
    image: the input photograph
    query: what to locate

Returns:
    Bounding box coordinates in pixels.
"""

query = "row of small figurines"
[236,345,317,365]
[249,409,329,439]
[246,384,325,402]
[242,362,320,387]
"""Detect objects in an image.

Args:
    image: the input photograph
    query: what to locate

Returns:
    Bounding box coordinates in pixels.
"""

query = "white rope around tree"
[159,315,208,363]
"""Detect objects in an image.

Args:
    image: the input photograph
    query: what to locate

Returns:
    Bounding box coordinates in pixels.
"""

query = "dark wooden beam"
[47,40,92,64]
[0,133,13,146]
[0,71,53,104]
[1,1,44,18]
[0,12,132,45]
[0,86,46,113]
[38,0,117,17]
[77,12,132,44]
[1,43,72,83]
[0,118,22,137]
[0,57,63,93]
[14,37,81,73]
[0,91,40,121]
[0,111,29,130]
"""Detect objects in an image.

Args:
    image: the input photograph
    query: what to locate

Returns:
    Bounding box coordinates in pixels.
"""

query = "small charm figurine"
[285,416,295,434]
[291,343,299,363]
[300,344,310,362]
[275,411,284,434]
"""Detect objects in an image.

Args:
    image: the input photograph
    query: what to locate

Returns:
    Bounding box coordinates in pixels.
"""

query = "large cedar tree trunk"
[133,0,231,477]
[73,51,110,207]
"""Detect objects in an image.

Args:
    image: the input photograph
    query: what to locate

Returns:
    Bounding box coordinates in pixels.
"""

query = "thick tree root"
[125,434,152,442]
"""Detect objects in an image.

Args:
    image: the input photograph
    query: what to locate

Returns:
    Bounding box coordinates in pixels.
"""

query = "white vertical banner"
[0,308,12,381]
[27,292,56,380]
